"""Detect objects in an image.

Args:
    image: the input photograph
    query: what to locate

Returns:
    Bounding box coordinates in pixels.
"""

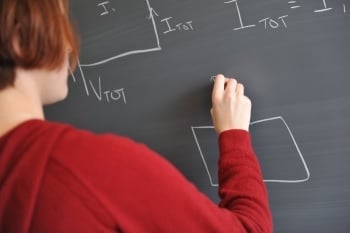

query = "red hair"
[0,0,79,89]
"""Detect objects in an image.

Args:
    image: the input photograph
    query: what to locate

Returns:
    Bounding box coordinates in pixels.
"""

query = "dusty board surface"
[45,0,350,232]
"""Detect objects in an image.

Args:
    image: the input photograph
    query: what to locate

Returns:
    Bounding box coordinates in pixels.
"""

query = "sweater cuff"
[218,129,254,155]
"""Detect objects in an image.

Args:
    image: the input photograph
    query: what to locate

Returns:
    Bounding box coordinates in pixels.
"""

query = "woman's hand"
[211,74,252,134]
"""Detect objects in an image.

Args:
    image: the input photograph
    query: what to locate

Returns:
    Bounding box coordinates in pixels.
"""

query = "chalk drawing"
[224,0,256,30]
[314,0,333,13]
[191,116,310,186]
[72,0,161,101]
[288,1,301,9]
[79,0,161,67]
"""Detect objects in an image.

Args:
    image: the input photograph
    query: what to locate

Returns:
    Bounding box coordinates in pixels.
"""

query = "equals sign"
[288,1,301,9]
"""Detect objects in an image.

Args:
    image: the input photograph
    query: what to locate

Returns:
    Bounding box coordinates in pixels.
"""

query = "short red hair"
[0,0,79,89]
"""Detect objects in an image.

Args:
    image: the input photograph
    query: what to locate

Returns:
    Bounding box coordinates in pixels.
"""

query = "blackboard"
[44,0,350,232]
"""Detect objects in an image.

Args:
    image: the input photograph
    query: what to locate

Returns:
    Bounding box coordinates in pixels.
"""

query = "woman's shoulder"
[45,121,155,164]
[39,120,141,152]
[2,119,141,153]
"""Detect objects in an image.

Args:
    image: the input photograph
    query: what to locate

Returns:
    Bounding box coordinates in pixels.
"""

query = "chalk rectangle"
[191,116,310,186]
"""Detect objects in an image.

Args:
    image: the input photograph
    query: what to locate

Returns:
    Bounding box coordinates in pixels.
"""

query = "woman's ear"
[12,29,22,58]
[59,0,66,15]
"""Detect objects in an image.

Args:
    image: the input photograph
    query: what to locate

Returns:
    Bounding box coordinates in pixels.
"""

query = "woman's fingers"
[212,74,226,102]
[236,83,244,95]
[211,74,251,134]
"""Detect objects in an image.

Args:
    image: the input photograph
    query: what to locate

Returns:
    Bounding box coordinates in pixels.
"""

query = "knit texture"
[0,120,272,232]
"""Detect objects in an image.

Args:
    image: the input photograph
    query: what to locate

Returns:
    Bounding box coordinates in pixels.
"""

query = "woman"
[0,0,272,232]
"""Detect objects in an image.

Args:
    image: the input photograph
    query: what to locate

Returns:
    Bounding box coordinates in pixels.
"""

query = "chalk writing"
[258,15,289,29]
[71,62,126,104]
[314,0,332,13]
[286,0,348,14]
[72,0,162,105]
[224,0,256,30]
[73,0,348,104]
[210,76,216,83]
[152,8,195,34]
[290,0,347,14]
[89,77,126,104]
[161,17,194,34]
[80,0,161,67]
[225,0,289,31]
[97,1,116,16]
[224,0,348,32]
[288,1,301,9]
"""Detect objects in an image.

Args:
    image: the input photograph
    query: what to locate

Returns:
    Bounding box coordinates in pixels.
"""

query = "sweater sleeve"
[218,129,273,233]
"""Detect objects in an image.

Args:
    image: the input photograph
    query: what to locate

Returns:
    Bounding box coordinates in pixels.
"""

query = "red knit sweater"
[0,120,272,233]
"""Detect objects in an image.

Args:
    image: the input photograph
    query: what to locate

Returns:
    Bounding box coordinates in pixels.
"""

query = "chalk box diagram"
[191,116,310,186]
[71,0,161,67]
[69,0,161,98]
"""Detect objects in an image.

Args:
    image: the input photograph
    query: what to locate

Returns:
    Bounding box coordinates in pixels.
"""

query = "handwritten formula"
[225,0,348,31]
[97,0,117,16]
[71,0,348,105]
[71,69,126,104]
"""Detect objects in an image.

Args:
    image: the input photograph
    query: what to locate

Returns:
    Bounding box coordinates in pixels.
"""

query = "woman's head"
[0,0,79,91]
